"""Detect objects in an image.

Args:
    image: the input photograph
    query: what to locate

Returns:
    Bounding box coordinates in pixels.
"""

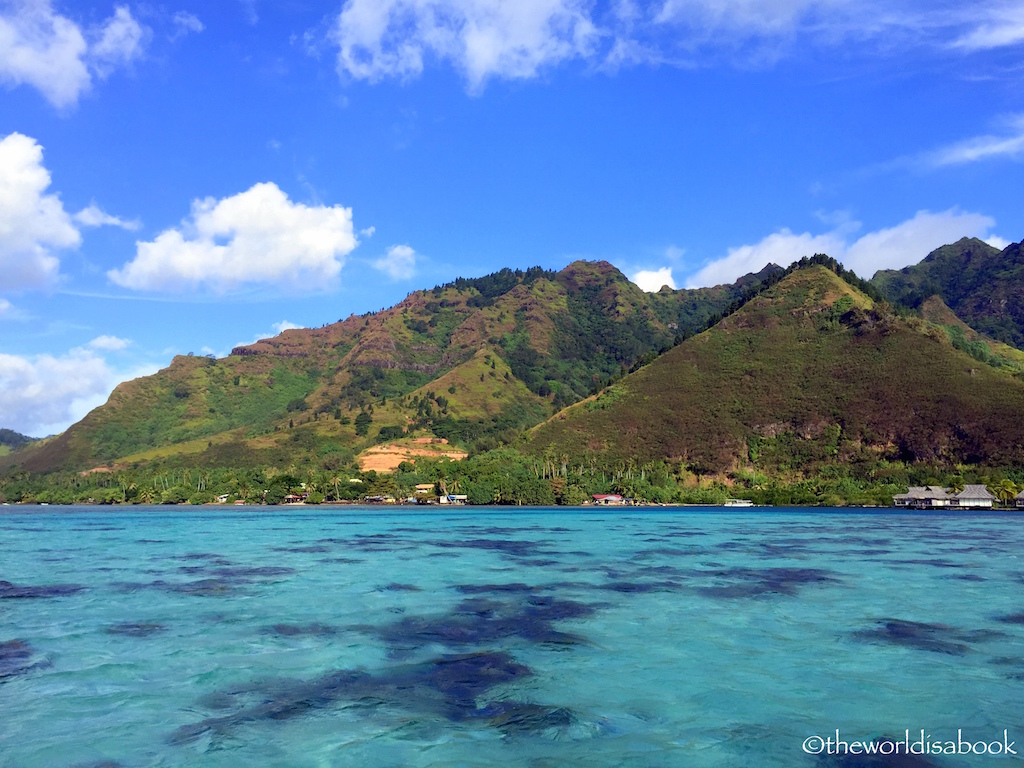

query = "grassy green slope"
[1,261,797,475]
[528,266,1024,473]
[873,237,1024,348]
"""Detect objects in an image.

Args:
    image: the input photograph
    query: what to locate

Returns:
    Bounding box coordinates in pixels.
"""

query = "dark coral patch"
[994,612,1024,625]
[265,623,337,637]
[381,583,422,592]
[852,619,1003,656]
[272,545,330,553]
[695,567,840,598]
[169,651,537,744]
[0,639,47,681]
[0,580,84,599]
[430,539,553,558]
[365,593,595,652]
[106,622,166,637]
[479,701,575,735]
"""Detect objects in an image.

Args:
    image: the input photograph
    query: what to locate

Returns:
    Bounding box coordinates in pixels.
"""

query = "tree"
[354,411,373,436]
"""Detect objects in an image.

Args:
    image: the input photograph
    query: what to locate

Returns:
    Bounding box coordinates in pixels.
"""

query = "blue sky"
[2,0,1023,437]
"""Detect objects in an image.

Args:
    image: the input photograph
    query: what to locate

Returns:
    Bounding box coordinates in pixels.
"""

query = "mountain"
[3,261,775,475]
[872,237,1024,348]
[0,429,36,458]
[527,264,1024,474]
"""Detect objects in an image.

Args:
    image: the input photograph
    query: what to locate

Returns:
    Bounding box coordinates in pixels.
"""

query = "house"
[1016,490,1024,508]
[414,483,435,496]
[592,494,625,506]
[952,484,996,509]
[892,486,953,508]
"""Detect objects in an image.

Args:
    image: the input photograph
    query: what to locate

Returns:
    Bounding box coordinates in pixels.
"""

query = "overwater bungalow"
[893,484,996,509]
[892,486,952,508]
[952,484,996,509]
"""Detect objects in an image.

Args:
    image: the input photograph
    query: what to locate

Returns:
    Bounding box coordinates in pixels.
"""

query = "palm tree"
[995,479,1018,506]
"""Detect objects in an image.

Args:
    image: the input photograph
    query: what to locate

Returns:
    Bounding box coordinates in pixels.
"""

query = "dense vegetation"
[4,447,1024,508]
[0,429,35,458]
[1,259,773,475]
[528,264,1024,475]
[5,242,1024,507]
[873,237,1024,347]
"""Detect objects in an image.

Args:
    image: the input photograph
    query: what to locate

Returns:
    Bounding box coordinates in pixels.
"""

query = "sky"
[2,0,1023,437]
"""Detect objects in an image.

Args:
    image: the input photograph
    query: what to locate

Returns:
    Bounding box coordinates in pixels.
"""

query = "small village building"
[592,494,625,506]
[414,483,435,496]
[952,484,996,509]
[1016,490,1024,508]
[892,486,953,508]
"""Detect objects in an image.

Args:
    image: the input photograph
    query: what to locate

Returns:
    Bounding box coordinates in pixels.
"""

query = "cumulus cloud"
[686,208,1001,287]
[0,132,80,291]
[0,345,158,437]
[108,182,359,292]
[373,244,418,280]
[0,298,12,315]
[332,0,599,91]
[88,334,130,351]
[0,1,147,108]
[73,203,140,230]
[631,266,677,292]
[272,320,304,333]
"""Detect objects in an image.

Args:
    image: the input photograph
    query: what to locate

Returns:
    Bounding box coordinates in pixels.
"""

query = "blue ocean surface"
[1,506,1022,767]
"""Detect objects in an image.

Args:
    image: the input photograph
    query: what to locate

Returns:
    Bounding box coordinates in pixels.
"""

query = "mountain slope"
[872,237,1024,348]
[527,265,1024,473]
[3,261,772,474]
[0,429,36,458]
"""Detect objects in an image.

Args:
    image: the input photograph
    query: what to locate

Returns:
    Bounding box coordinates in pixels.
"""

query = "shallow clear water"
[1,506,1022,767]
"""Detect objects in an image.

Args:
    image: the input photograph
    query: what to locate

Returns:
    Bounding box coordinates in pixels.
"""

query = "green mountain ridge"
[527,264,1024,474]
[0,429,36,458]
[2,260,776,474]
[872,237,1024,347]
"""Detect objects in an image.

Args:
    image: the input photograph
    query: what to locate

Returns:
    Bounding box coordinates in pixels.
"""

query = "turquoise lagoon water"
[1,507,1022,767]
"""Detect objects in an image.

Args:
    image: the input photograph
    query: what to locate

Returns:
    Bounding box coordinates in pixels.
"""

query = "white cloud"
[686,208,1000,287]
[108,182,359,292]
[655,0,839,35]
[842,209,997,277]
[925,115,1024,167]
[171,11,204,40]
[321,0,1024,86]
[233,320,307,351]
[0,1,147,108]
[373,244,418,280]
[90,5,145,76]
[0,345,158,437]
[985,234,1011,250]
[0,298,11,314]
[0,132,80,291]
[332,0,599,91]
[73,203,140,230]
[687,229,843,288]
[631,266,677,292]
[952,4,1024,50]
[88,334,130,351]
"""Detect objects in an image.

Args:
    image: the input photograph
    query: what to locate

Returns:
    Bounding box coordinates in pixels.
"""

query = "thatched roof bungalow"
[953,484,996,509]
[893,486,952,508]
